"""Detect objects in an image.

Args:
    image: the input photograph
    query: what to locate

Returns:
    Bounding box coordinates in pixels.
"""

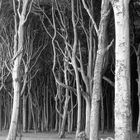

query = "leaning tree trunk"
[6,1,31,140]
[111,0,131,140]
[90,1,109,140]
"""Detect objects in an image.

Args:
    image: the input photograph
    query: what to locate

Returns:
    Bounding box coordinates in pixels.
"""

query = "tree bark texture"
[112,0,131,140]
[90,1,109,140]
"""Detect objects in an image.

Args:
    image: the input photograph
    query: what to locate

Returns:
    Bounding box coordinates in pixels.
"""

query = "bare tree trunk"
[59,50,70,138]
[90,1,109,140]
[70,91,73,132]
[6,63,20,140]
[71,0,81,137]
[46,85,49,131]
[0,94,2,131]
[6,1,32,139]
[83,97,90,137]
[137,94,140,137]
[59,94,70,138]
[67,112,71,133]
[23,94,27,132]
[28,96,31,131]
[135,44,140,137]
[111,0,131,140]
[101,93,104,133]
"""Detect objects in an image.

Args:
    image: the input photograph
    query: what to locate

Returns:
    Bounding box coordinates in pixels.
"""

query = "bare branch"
[81,0,99,36]
[78,41,88,85]
[103,76,114,87]
[106,39,114,52]
[55,94,63,118]
[24,0,33,23]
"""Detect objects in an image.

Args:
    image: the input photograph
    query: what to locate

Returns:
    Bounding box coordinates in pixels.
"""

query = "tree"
[89,0,110,139]
[6,0,33,140]
[71,0,82,137]
[110,0,131,140]
[135,44,140,137]
[81,0,112,139]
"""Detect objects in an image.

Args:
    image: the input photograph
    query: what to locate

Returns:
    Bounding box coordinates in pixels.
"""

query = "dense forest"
[0,0,139,140]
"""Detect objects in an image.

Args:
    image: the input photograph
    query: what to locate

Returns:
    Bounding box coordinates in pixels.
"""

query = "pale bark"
[85,97,91,137]
[43,82,49,131]
[79,21,94,139]
[28,95,31,131]
[111,0,131,140]
[137,95,140,137]
[59,95,70,138]
[71,0,81,137]
[6,61,20,140]
[46,83,49,131]
[22,94,27,132]
[70,91,74,132]
[101,93,105,133]
[67,112,71,133]
[6,1,32,139]
[81,0,110,139]
[72,48,81,138]
[135,45,140,137]
[0,94,2,131]
[90,1,110,140]
[59,57,70,138]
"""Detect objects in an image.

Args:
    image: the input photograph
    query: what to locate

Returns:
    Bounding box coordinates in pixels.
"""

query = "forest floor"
[0,131,139,140]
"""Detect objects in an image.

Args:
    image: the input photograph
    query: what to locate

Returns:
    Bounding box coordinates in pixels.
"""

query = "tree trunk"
[59,94,70,138]
[67,112,71,133]
[0,94,2,131]
[85,97,91,138]
[46,81,49,131]
[90,1,109,140]
[6,59,21,140]
[106,90,109,131]
[111,0,131,140]
[59,51,70,138]
[72,59,81,138]
[6,1,31,139]
[136,45,140,137]
[70,91,73,132]
[28,96,31,131]
[101,93,104,133]
[71,0,81,137]
[23,94,27,132]
[137,94,140,137]
[55,112,58,131]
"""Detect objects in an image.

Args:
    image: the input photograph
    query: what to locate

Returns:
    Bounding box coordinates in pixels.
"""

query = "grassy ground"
[99,131,139,140]
[0,131,139,140]
[0,131,75,140]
